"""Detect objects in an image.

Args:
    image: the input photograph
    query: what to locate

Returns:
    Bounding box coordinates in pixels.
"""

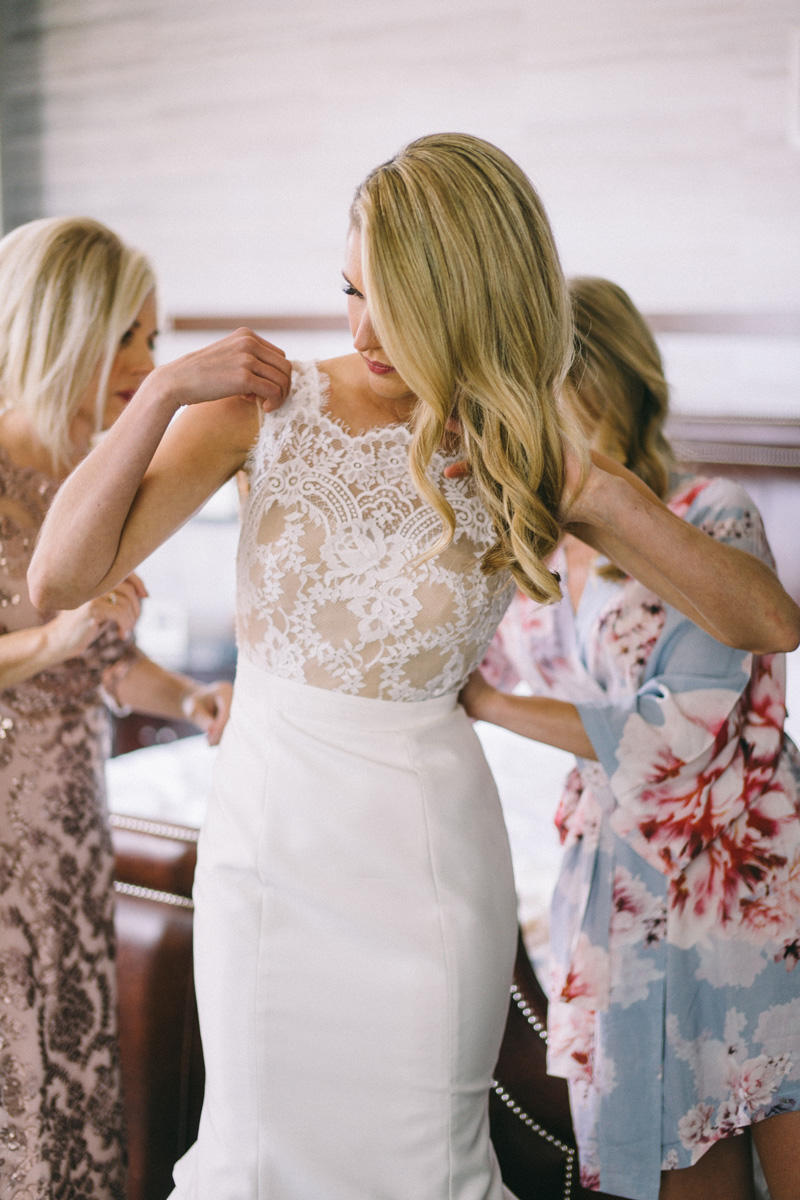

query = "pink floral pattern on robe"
[483,474,800,1200]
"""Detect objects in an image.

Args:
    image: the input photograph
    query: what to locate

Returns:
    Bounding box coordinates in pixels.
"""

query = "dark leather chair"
[490,931,625,1200]
[111,816,204,1200]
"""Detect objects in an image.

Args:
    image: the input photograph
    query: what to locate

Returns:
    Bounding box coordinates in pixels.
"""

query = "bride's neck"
[319,354,417,435]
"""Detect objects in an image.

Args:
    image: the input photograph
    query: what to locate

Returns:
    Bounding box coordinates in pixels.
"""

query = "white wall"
[2,0,799,413]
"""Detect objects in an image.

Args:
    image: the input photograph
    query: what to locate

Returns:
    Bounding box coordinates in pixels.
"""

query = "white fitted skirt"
[170,656,518,1199]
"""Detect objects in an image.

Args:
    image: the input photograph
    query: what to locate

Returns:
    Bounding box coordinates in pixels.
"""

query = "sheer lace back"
[237,362,512,700]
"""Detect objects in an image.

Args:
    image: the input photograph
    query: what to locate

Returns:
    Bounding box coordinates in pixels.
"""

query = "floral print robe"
[482,475,800,1200]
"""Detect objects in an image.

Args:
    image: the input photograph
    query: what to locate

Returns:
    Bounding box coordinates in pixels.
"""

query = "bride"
[29,134,799,1199]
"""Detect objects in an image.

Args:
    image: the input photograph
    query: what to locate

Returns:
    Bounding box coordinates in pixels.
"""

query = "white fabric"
[171,364,521,1198]
[170,659,518,1199]
[236,361,512,700]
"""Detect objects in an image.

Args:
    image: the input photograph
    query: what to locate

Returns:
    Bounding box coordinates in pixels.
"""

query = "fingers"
[109,579,142,619]
[229,328,289,368]
[227,330,291,410]
[204,681,233,745]
[123,572,149,599]
[458,668,491,719]
[443,460,470,480]
[205,718,224,746]
[182,681,233,745]
[95,581,140,638]
[157,329,292,411]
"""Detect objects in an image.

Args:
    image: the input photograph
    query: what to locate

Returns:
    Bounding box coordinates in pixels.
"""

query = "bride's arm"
[28,329,290,610]
[564,452,800,654]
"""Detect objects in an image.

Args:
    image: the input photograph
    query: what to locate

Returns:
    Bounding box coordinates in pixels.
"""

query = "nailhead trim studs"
[491,1079,575,1200]
[114,880,194,909]
[510,983,548,1043]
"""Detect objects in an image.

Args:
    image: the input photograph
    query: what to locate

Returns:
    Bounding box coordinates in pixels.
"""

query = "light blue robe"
[484,475,800,1199]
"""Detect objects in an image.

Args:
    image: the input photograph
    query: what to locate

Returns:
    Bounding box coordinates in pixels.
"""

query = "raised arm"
[564,452,800,655]
[28,330,291,610]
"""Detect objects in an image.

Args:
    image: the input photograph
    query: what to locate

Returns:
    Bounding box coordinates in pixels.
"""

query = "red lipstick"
[364,358,395,376]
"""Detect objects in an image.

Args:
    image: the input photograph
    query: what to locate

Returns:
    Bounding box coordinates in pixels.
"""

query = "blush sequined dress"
[0,446,133,1200]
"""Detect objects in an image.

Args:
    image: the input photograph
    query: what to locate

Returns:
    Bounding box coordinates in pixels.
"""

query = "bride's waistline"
[232,652,460,731]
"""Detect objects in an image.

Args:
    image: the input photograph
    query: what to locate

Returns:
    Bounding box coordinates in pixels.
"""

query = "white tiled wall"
[2,0,799,415]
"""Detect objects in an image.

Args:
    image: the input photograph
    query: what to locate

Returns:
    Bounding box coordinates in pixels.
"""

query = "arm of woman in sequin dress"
[0,575,145,690]
[103,652,234,746]
[28,330,291,612]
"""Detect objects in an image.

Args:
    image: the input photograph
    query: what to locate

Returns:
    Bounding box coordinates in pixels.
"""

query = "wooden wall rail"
[169,312,800,337]
[665,416,800,602]
[170,314,350,332]
[666,417,800,471]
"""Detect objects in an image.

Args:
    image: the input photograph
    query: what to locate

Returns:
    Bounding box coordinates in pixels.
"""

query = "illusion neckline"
[311,361,414,445]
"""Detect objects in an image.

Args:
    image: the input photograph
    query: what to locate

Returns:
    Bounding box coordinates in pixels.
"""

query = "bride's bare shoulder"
[315,353,372,409]
[316,353,360,385]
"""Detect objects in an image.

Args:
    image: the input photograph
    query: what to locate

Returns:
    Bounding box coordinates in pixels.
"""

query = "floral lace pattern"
[237,362,513,700]
[0,446,129,1199]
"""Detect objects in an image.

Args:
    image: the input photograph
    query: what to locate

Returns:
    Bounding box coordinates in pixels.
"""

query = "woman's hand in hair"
[561,452,800,653]
[555,441,594,527]
[444,436,590,496]
[443,459,469,480]
[143,329,292,414]
[442,413,469,480]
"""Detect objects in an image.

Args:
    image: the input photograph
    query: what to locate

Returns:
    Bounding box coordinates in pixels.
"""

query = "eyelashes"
[119,330,158,350]
[342,283,363,299]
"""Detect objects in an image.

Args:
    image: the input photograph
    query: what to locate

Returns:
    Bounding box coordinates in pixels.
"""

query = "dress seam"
[404,730,454,1199]
[254,741,275,1200]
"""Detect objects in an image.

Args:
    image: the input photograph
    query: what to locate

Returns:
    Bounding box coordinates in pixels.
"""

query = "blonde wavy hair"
[567,276,674,500]
[0,216,155,469]
[351,133,578,606]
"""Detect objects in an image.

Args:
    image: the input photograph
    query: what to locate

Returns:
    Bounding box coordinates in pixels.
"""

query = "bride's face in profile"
[342,227,416,406]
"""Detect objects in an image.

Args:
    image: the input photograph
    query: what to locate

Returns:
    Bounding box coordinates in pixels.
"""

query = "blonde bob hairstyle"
[351,132,578,606]
[567,276,675,501]
[0,216,155,469]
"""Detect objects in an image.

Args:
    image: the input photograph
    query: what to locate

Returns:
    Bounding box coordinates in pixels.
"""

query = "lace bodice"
[237,362,513,700]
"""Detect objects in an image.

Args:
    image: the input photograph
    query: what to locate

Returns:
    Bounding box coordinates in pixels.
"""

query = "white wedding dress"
[170,362,519,1199]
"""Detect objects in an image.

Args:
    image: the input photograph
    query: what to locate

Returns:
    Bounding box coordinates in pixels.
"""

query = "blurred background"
[2,0,798,402]
[2,0,799,959]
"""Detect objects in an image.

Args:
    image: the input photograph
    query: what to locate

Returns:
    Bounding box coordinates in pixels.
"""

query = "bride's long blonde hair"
[351,132,577,605]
